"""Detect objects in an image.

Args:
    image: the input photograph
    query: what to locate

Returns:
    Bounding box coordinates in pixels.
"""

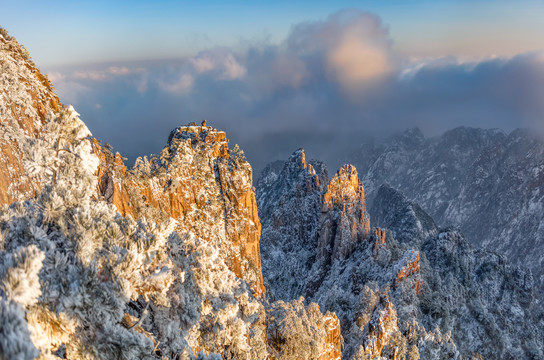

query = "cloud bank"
[46,9,544,173]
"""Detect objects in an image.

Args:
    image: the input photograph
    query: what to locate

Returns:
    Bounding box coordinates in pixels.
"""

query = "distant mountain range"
[349,126,544,295]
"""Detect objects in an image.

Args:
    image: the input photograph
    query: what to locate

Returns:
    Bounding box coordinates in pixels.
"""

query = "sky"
[2,0,544,172]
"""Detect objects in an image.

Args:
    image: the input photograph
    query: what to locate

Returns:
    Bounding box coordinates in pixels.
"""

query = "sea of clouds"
[46,9,544,172]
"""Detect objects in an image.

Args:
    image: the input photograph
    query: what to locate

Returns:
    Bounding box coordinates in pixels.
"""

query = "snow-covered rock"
[0,28,342,359]
[257,151,544,359]
[351,126,544,296]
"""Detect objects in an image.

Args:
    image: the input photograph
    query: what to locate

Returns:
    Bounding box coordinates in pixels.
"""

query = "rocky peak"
[318,164,371,262]
[96,121,266,297]
[285,148,317,176]
[255,149,328,300]
[322,164,365,211]
[167,124,230,158]
[280,148,327,190]
[392,126,426,150]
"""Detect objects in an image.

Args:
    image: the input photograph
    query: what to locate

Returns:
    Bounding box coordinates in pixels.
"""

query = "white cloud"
[159,73,194,94]
[191,49,246,80]
[285,9,396,91]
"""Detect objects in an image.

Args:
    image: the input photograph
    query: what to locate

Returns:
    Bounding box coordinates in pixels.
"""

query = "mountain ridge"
[257,149,544,359]
[350,125,544,295]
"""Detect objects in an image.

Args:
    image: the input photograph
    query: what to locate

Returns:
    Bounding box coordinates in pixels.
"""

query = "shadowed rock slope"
[257,150,544,359]
[350,127,544,295]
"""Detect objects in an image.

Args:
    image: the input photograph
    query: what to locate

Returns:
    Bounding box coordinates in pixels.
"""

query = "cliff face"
[96,125,265,296]
[257,151,544,359]
[0,30,61,205]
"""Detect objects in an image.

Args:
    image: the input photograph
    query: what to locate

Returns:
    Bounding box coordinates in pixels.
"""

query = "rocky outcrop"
[95,125,265,296]
[393,250,420,288]
[318,165,370,263]
[0,29,61,205]
[256,149,327,300]
[320,312,342,360]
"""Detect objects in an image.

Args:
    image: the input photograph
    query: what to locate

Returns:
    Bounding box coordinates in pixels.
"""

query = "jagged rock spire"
[318,164,371,263]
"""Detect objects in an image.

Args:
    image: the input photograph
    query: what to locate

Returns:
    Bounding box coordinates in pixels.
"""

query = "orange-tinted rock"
[318,165,371,262]
[93,126,265,297]
[372,227,387,256]
[366,295,397,358]
[0,33,61,206]
[394,250,421,288]
[322,165,366,211]
[320,312,343,360]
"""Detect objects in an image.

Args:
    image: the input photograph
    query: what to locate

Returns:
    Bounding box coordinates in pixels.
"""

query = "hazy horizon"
[3,1,543,173]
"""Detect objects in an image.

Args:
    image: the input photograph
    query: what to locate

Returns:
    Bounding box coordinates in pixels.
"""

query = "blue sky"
[3,0,544,66]
[2,1,544,171]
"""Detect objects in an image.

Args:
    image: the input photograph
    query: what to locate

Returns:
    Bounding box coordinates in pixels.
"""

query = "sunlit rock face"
[318,165,371,264]
[351,126,544,295]
[95,124,265,296]
[0,30,61,205]
[258,152,544,359]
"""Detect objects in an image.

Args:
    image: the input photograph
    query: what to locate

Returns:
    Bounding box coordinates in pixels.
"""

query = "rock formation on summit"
[318,165,370,263]
[96,124,265,296]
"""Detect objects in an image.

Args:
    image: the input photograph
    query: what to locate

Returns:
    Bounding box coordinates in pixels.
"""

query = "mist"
[45,9,544,174]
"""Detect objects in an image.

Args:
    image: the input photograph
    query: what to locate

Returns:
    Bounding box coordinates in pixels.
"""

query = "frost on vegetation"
[267,297,331,359]
[0,300,39,360]
[23,105,98,186]
[0,30,52,133]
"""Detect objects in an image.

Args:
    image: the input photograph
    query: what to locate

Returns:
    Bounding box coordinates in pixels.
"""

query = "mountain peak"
[318,164,371,262]
[323,164,365,210]
[370,184,438,244]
